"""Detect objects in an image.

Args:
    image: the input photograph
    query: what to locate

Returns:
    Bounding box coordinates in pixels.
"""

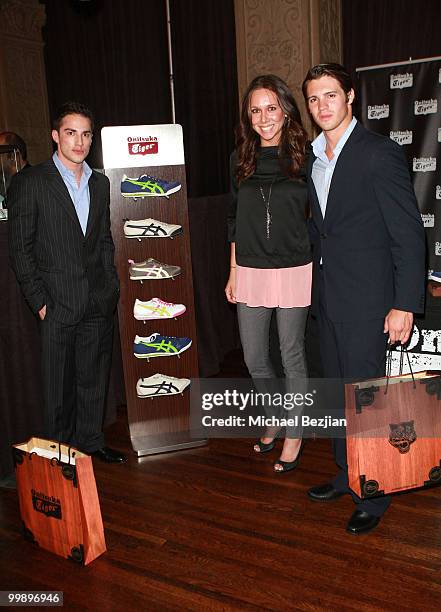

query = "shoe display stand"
[102,124,206,456]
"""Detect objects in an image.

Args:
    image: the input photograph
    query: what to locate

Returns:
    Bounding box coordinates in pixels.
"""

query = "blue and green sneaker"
[133,333,192,360]
[121,174,181,198]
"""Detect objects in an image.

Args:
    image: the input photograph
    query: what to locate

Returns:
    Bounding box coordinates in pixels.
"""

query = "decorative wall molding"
[0,0,51,163]
[234,0,342,133]
[0,0,46,42]
[235,0,307,96]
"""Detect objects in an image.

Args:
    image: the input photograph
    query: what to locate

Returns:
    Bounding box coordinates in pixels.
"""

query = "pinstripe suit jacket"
[8,159,119,324]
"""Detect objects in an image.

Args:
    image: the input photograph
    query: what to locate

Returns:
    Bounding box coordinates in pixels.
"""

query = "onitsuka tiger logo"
[127,136,158,155]
[388,420,416,454]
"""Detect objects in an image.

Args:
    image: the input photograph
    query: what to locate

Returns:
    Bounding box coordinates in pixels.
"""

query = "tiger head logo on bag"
[388,420,417,454]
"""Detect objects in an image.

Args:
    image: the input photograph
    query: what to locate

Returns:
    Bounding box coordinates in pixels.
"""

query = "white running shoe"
[123,218,183,240]
[133,298,186,321]
[129,258,181,281]
[136,374,191,398]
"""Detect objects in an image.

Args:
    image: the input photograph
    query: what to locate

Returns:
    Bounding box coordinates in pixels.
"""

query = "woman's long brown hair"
[235,74,308,183]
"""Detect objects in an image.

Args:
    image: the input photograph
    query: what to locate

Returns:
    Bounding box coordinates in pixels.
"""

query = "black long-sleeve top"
[227,146,311,269]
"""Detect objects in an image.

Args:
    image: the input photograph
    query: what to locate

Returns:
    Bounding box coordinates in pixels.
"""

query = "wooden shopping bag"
[13,437,106,565]
[345,368,441,499]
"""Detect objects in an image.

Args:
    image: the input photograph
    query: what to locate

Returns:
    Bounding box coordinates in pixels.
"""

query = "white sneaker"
[123,218,183,240]
[136,374,191,398]
[133,298,186,321]
[129,258,181,281]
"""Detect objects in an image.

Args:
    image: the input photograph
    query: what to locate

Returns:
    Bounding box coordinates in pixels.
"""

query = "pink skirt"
[236,263,312,308]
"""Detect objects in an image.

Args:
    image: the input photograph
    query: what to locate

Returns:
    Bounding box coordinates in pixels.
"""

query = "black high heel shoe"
[253,438,277,453]
[274,440,305,473]
[254,429,280,454]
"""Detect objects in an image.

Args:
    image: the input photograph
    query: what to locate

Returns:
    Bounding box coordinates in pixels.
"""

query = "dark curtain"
[41,0,172,168]
[170,0,239,197]
[343,0,441,78]
[188,194,239,376]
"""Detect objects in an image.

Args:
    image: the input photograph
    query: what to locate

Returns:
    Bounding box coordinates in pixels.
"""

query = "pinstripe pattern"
[40,301,113,452]
[8,159,119,451]
[8,159,119,322]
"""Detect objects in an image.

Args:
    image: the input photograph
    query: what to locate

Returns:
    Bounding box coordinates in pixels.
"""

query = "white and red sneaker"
[133,297,186,321]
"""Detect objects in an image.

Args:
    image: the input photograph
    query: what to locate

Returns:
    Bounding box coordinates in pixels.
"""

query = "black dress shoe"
[346,510,381,535]
[307,483,346,502]
[91,447,127,464]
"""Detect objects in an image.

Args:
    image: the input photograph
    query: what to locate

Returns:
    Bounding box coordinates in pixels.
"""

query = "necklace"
[259,179,275,240]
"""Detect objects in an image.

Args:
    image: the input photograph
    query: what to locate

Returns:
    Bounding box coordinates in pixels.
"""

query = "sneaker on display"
[428,271,441,283]
[136,374,191,398]
[129,258,181,281]
[123,218,183,240]
[133,298,186,321]
[121,174,181,198]
[133,333,192,360]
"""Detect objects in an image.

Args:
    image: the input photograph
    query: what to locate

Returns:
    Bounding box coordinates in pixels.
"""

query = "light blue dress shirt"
[53,152,91,235]
[311,117,357,218]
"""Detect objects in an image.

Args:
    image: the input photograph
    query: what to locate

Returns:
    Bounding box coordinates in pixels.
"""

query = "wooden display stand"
[102,124,206,456]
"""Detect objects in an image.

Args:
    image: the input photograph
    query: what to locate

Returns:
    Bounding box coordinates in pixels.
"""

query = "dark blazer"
[307,121,426,322]
[8,158,119,324]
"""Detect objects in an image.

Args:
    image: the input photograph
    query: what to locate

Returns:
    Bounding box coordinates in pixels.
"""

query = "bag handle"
[49,443,74,466]
[385,344,415,394]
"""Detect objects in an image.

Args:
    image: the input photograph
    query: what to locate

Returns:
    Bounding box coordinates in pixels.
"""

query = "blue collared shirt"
[53,152,91,235]
[311,117,357,218]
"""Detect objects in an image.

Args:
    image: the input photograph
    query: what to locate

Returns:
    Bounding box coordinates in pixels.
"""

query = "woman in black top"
[225,74,312,472]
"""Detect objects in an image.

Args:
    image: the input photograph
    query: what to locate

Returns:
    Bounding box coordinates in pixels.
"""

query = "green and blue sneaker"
[133,333,192,360]
[121,174,181,198]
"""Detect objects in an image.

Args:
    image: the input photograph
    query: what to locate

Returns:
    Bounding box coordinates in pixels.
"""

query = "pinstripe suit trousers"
[39,297,114,453]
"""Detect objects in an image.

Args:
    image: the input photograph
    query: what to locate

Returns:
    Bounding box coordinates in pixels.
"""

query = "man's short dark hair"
[302,63,354,99]
[0,131,27,160]
[52,102,94,132]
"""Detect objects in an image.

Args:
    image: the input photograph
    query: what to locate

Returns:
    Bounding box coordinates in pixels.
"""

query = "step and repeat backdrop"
[357,57,441,372]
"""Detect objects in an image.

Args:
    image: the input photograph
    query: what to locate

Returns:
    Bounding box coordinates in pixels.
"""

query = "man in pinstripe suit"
[8,102,126,463]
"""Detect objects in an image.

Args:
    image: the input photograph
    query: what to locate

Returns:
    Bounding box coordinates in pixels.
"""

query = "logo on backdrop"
[413,157,437,172]
[397,324,441,372]
[127,136,158,156]
[437,185,441,200]
[438,128,441,143]
[390,73,413,89]
[367,104,389,119]
[439,68,441,83]
[414,99,438,115]
[435,242,441,256]
[390,130,413,145]
[422,213,435,227]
